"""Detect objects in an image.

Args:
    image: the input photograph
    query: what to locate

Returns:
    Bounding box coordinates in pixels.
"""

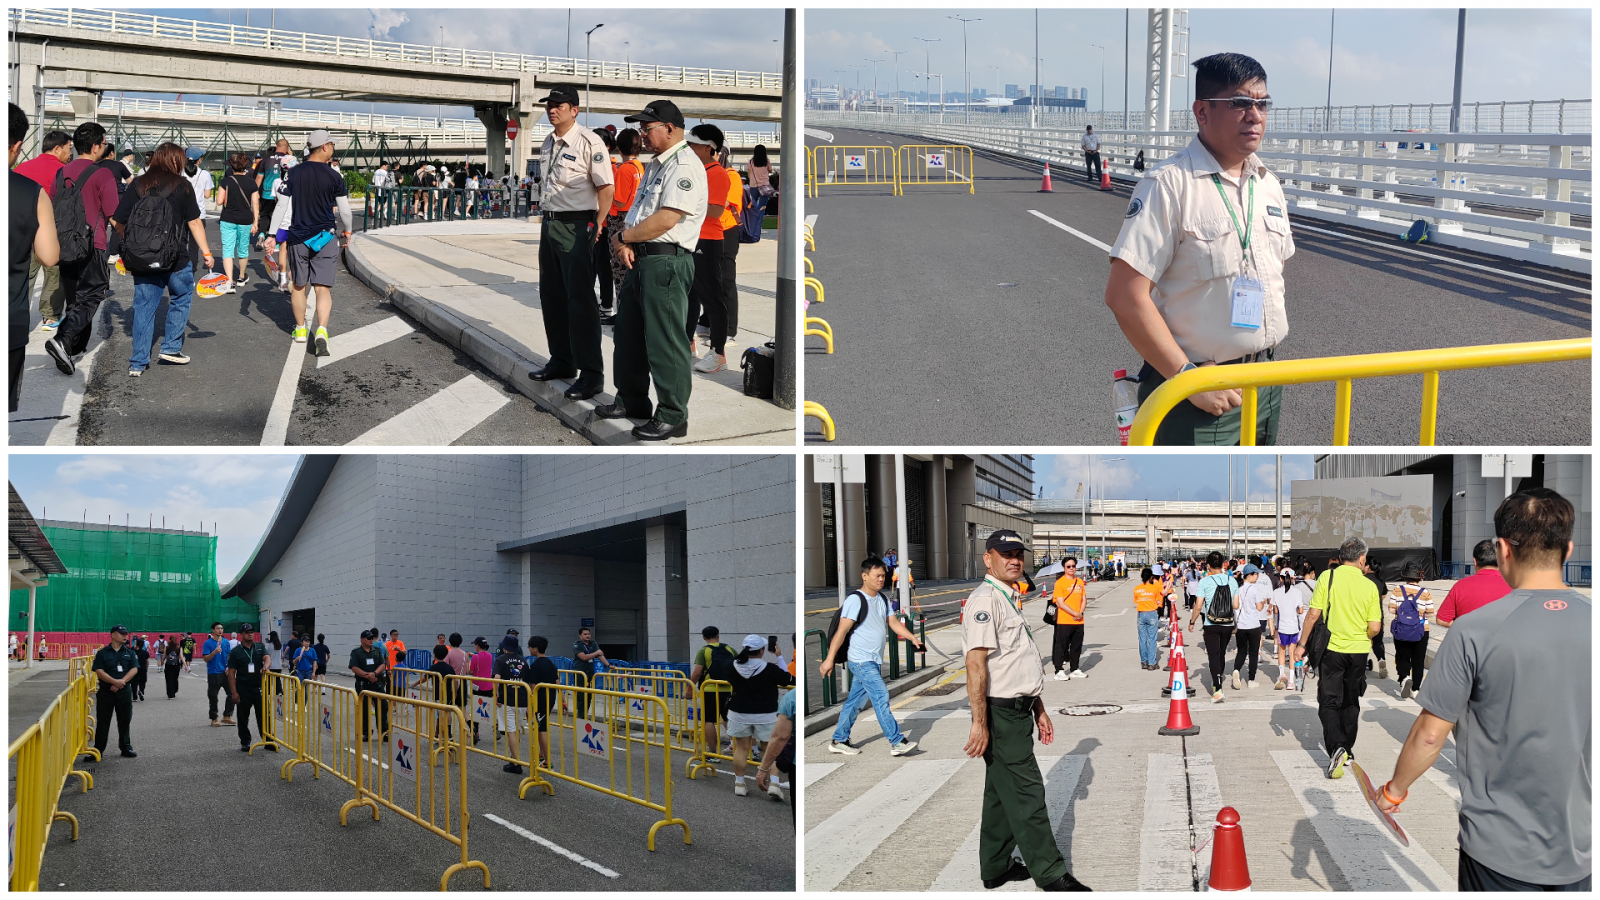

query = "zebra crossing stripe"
[805,757,969,891]
[805,762,842,788]
[1269,750,1455,890]
[929,755,1086,891]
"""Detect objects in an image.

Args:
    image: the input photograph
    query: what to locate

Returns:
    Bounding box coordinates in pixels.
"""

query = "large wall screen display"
[1290,475,1433,549]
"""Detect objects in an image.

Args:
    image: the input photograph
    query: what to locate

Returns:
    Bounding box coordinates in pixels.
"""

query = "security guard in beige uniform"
[528,85,615,402]
[599,99,707,441]
[962,530,1090,891]
[1106,52,1294,446]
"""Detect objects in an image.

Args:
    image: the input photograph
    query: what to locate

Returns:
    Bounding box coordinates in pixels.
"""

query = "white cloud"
[1038,455,1139,500]
[368,9,409,40]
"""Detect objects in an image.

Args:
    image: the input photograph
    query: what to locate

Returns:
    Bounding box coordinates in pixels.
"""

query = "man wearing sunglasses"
[1106,52,1294,446]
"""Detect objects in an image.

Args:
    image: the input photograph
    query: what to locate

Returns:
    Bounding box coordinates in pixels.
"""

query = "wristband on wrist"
[1381,781,1407,805]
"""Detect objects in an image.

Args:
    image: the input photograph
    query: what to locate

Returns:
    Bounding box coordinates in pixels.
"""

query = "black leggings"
[1202,625,1235,692]
[1051,623,1084,674]
[1393,636,1427,687]
[1232,627,1263,681]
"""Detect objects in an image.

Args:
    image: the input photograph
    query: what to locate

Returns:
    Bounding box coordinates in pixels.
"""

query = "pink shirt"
[1436,568,1511,624]
[445,646,469,676]
[467,650,494,690]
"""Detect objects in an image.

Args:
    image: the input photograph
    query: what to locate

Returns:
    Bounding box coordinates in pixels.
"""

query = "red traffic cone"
[1038,162,1054,193]
[1207,807,1252,891]
[1158,638,1200,736]
[1100,168,1113,191]
[1162,609,1196,698]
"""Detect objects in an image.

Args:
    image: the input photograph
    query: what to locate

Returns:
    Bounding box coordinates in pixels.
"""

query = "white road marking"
[1269,749,1455,890]
[1028,209,1114,253]
[805,757,968,891]
[343,747,390,770]
[261,339,304,445]
[805,762,842,787]
[316,315,414,368]
[931,754,1086,891]
[804,129,835,143]
[1177,754,1225,888]
[483,813,620,878]
[346,374,510,446]
[1140,753,1193,890]
[1292,222,1591,295]
[1091,608,1129,618]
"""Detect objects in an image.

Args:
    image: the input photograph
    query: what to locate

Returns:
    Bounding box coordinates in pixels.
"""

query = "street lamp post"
[585,23,604,127]
[1098,457,1125,563]
[864,57,885,104]
[1089,43,1105,119]
[889,49,909,106]
[948,14,981,124]
[913,37,941,107]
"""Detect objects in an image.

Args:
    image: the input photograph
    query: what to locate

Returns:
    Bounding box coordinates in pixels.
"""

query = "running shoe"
[44,337,73,375]
[734,782,748,797]
[1274,677,1287,691]
[889,738,918,757]
[766,780,784,801]
[158,352,190,365]
[1212,690,1225,704]
[1327,747,1347,780]
[828,740,860,755]
[39,319,58,332]
[1379,659,1388,679]
[1052,670,1070,681]
[236,270,250,287]
[128,368,142,378]
[1068,669,1086,679]
[693,351,727,374]
[314,327,330,357]
[1399,675,1413,700]
[292,326,308,343]
[1232,670,1242,690]
[1246,678,1259,689]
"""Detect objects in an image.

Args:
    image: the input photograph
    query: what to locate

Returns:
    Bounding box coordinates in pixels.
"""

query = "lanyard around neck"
[1210,173,1254,255]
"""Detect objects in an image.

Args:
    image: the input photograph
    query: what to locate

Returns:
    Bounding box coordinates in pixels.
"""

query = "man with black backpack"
[819,556,924,757]
[1187,550,1240,703]
[44,122,120,377]
[690,626,737,757]
[1297,537,1381,780]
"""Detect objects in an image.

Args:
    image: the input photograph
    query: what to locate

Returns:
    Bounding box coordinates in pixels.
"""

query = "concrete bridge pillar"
[69,89,100,120]
[474,104,510,179]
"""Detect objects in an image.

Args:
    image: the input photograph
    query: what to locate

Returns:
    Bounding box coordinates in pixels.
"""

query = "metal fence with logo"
[807,145,899,197]
[895,145,975,195]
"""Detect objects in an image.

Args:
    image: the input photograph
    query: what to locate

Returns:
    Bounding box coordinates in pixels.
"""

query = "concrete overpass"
[11,7,782,177]
[1032,499,1292,563]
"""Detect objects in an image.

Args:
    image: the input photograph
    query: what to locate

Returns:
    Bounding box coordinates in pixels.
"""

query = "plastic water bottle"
[1113,368,1140,445]
[1294,659,1306,691]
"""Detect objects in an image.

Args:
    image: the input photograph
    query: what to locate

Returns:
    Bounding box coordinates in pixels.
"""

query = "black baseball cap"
[240,623,255,634]
[624,99,685,128]
[538,85,581,106]
[111,624,129,635]
[986,529,1028,553]
[506,628,520,636]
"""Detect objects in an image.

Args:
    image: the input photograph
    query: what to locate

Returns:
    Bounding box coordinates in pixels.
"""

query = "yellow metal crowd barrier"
[1128,338,1593,446]
[805,401,837,441]
[341,691,489,891]
[895,144,976,195]
[8,672,97,891]
[530,684,691,851]
[809,145,899,197]
[592,671,700,762]
[684,679,766,780]
[444,673,548,770]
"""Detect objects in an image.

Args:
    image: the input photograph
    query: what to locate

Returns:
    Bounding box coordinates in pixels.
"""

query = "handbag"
[1043,603,1057,626]
[1303,566,1334,669]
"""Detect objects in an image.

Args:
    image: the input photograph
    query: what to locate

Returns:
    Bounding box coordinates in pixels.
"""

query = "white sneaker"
[889,738,917,756]
[1379,660,1388,680]
[1399,675,1413,700]
[828,740,860,755]
[1246,678,1259,689]
[734,781,748,797]
[1068,669,1087,680]
[1052,670,1070,681]
[693,351,727,374]
[766,781,785,801]
[217,281,235,294]
[1212,690,1225,704]
[1231,670,1242,690]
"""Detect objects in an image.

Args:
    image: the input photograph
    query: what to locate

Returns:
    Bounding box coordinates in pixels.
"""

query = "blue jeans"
[129,267,196,371]
[1137,610,1160,665]
[831,660,903,746]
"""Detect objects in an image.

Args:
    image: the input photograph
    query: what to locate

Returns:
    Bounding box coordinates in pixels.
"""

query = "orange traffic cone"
[1206,807,1252,891]
[1162,609,1196,699]
[1158,635,1200,736]
[1100,168,1113,191]
[1038,162,1054,193]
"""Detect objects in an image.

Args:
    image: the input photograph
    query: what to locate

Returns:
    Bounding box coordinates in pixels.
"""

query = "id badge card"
[248,663,256,673]
[1230,275,1265,330]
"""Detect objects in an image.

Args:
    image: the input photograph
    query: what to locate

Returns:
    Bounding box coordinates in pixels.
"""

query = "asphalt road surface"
[14,219,584,446]
[33,663,793,891]
[805,127,1591,446]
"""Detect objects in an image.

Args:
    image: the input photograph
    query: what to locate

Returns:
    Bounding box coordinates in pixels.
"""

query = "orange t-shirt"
[700,162,729,241]
[1052,577,1086,624]
[721,167,745,232]
[1134,583,1164,612]
[612,159,643,216]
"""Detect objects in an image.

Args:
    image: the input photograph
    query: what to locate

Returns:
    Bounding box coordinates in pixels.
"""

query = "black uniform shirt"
[92,643,140,685]
[349,646,388,690]
[227,642,271,691]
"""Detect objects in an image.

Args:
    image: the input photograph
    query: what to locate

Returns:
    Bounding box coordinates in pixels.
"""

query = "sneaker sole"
[314,336,329,356]
[828,744,859,755]
[45,341,74,375]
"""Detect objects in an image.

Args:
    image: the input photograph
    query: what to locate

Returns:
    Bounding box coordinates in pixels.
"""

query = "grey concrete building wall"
[521,456,687,536]
[525,552,595,648]
[683,455,794,643]
[1545,454,1592,565]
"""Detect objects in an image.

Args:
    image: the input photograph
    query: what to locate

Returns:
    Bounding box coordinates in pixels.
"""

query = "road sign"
[1481,454,1532,478]
[578,719,610,758]
[505,119,520,140]
[845,155,866,169]
[925,153,946,168]
[1351,760,1409,846]
[813,454,867,484]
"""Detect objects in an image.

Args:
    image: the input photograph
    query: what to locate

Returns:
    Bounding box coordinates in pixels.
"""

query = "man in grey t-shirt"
[1377,488,1590,890]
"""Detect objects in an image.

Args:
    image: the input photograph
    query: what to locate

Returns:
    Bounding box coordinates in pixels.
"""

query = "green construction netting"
[8,526,256,632]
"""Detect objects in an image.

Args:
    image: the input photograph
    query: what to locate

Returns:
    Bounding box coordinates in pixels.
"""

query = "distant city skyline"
[1033,455,1316,504]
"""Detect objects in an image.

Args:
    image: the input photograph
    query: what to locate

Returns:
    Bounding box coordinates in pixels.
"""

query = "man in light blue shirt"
[201,621,235,725]
[819,557,926,756]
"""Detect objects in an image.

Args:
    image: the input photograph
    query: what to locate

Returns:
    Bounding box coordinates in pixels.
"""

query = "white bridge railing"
[812,110,1592,268]
[14,7,780,90]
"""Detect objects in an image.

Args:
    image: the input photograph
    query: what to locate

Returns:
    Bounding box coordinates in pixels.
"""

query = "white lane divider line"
[1140,753,1194,890]
[343,747,389,770]
[261,339,306,446]
[1291,222,1591,295]
[804,762,842,788]
[806,757,968,892]
[345,374,510,446]
[483,813,620,878]
[931,755,1086,891]
[1269,749,1455,890]
[1028,209,1114,254]
[1092,607,1129,618]
[317,315,414,368]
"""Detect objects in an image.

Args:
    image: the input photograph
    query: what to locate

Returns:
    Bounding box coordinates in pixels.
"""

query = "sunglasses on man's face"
[1201,96,1273,113]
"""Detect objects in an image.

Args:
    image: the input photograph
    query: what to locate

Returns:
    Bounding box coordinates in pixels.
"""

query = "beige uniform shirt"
[539,123,614,213]
[624,139,707,251]
[1110,137,1295,365]
[961,576,1045,700]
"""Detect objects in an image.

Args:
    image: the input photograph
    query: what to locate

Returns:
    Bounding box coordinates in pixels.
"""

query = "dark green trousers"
[981,702,1067,887]
[538,215,604,377]
[1135,360,1282,446]
[613,252,695,425]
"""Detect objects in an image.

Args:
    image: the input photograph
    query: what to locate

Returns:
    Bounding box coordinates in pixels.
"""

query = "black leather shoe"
[632,418,687,441]
[562,374,603,401]
[120,749,138,758]
[528,364,577,382]
[1042,871,1091,891]
[983,861,1031,889]
[595,401,642,420]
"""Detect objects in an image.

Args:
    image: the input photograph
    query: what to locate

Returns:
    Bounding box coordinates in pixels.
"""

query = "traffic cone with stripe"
[1100,168,1113,191]
[1038,162,1053,193]
[1206,807,1252,891]
[1158,627,1200,736]
[1162,606,1196,698]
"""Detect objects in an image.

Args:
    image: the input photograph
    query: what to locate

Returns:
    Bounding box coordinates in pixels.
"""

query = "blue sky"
[1033,454,1315,503]
[807,8,1590,109]
[9,454,299,583]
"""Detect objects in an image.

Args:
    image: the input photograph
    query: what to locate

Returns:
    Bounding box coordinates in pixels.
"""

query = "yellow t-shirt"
[1310,564,1382,654]
[1134,583,1164,612]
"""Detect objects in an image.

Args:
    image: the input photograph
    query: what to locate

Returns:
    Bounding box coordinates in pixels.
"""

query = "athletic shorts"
[533,707,549,733]
[1278,632,1300,647]
[288,236,340,288]
[726,719,774,741]
[497,704,524,732]
[219,220,252,259]
[704,690,728,723]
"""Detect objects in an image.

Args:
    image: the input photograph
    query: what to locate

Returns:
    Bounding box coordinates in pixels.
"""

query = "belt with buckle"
[1218,346,1276,366]
[541,210,596,223]
[636,243,690,257]
[986,695,1038,710]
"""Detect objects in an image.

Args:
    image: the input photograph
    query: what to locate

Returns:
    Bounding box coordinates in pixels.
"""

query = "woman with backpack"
[109,142,213,376]
[162,637,183,698]
[725,634,795,797]
[1386,564,1434,699]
